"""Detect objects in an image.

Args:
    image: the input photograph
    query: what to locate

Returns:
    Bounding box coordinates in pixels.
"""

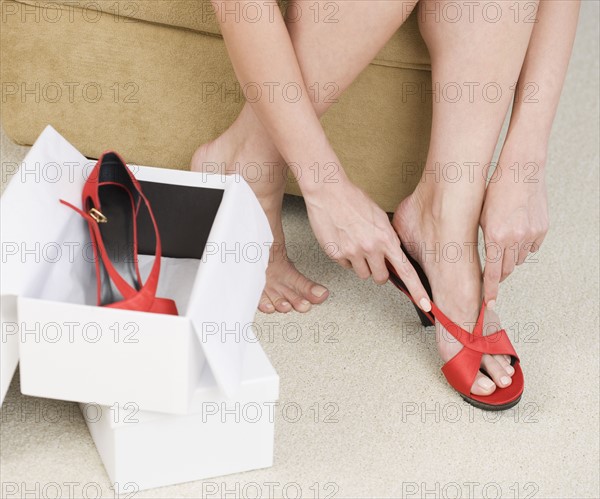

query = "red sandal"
[386,249,524,411]
[60,151,178,315]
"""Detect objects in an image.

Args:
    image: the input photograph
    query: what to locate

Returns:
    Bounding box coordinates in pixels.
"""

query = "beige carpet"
[1,2,599,497]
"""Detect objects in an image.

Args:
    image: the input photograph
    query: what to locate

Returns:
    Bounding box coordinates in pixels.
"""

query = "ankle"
[232,106,280,159]
[413,182,481,236]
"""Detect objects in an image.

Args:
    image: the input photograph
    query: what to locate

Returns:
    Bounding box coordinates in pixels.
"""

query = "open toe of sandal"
[386,250,524,411]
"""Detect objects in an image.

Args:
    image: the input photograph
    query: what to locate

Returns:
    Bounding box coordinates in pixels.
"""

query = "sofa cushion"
[15,0,430,70]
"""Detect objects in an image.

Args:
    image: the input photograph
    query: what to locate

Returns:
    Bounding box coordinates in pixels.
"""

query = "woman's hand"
[481,152,549,308]
[303,176,432,312]
[479,0,579,308]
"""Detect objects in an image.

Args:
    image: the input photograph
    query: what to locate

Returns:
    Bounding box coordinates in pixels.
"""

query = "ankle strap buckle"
[89,208,107,223]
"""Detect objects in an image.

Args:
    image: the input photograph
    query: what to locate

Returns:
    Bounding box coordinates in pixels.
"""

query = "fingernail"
[419,298,432,312]
[487,300,496,310]
[505,365,515,375]
[478,377,495,390]
[311,285,327,297]
[501,376,511,386]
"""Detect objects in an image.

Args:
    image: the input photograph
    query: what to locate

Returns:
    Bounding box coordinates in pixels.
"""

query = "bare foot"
[393,187,515,396]
[190,106,329,313]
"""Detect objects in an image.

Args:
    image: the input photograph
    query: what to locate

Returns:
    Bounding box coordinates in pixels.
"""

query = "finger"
[501,252,516,282]
[483,250,503,308]
[386,247,431,312]
[366,254,389,285]
[531,232,547,253]
[517,241,530,266]
[350,257,371,280]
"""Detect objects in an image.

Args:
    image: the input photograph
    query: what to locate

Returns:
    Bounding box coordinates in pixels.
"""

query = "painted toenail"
[501,376,511,386]
[505,365,515,375]
[311,285,327,297]
[478,377,494,390]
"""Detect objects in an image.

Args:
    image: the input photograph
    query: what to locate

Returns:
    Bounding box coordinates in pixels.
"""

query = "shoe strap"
[59,199,140,300]
[134,188,162,298]
[91,152,163,301]
[59,153,163,303]
[429,299,487,345]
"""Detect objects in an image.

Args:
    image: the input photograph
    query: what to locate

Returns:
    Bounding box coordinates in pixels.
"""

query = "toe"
[309,284,329,303]
[494,354,515,377]
[471,371,497,396]
[258,292,276,314]
[481,354,513,389]
[292,272,329,304]
[265,289,293,313]
[281,286,312,313]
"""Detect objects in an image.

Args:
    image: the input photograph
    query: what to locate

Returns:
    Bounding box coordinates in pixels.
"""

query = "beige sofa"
[0,0,432,212]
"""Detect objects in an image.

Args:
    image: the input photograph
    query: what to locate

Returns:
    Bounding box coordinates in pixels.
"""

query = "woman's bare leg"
[192,0,420,313]
[394,0,538,395]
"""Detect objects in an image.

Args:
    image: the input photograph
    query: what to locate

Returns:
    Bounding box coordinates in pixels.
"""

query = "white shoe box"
[1,126,279,488]
[0,296,19,405]
[0,125,274,414]
[82,332,279,491]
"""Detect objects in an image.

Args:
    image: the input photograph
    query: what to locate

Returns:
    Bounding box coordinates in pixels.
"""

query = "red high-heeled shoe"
[61,151,178,315]
[386,248,524,411]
